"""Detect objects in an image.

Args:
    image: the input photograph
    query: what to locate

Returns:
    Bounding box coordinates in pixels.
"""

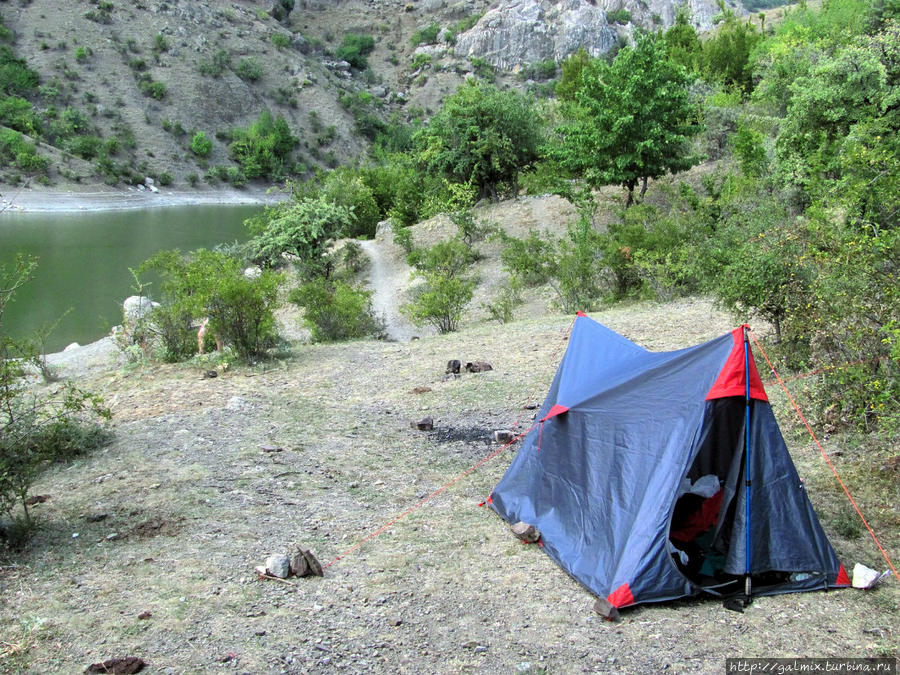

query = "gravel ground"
[2,297,897,674]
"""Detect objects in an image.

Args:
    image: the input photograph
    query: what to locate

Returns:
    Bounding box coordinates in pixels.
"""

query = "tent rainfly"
[489,313,849,612]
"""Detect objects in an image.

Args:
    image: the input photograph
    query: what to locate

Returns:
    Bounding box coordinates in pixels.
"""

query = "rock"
[63,342,81,352]
[265,554,291,579]
[122,296,159,322]
[446,359,461,374]
[243,266,262,279]
[144,177,155,187]
[493,430,515,443]
[592,596,620,621]
[510,521,540,543]
[259,445,283,453]
[137,611,152,620]
[290,548,309,577]
[411,417,434,431]
[302,548,324,577]
[465,361,492,373]
[202,370,218,379]
[225,396,249,411]
[24,494,50,505]
[410,386,432,394]
[149,185,159,194]
[85,656,147,674]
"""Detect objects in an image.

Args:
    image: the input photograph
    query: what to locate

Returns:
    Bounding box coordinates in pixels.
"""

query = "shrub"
[228,111,297,180]
[411,22,441,47]
[138,249,282,362]
[271,33,291,50]
[198,49,232,77]
[336,33,375,69]
[320,169,381,238]
[498,228,557,286]
[0,96,40,135]
[482,277,524,324]
[0,46,39,96]
[65,134,104,159]
[290,278,385,342]
[235,58,263,82]
[1,258,111,534]
[157,171,173,186]
[138,76,166,99]
[245,195,352,273]
[606,9,632,24]
[191,131,213,157]
[401,238,477,333]
[0,128,48,173]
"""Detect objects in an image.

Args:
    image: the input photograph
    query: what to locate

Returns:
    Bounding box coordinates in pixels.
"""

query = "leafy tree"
[555,48,593,102]
[701,8,762,94]
[229,111,297,180]
[415,81,544,202]
[245,195,353,274]
[0,45,39,96]
[552,32,701,207]
[663,8,702,73]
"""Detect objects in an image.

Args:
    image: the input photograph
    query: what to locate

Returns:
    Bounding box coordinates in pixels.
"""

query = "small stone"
[410,386,432,394]
[493,430,515,443]
[510,521,540,543]
[592,596,620,621]
[302,548,324,577]
[106,533,120,541]
[411,417,433,431]
[465,361,493,373]
[290,549,309,577]
[260,445,283,453]
[137,611,152,620]
[202,370,218,379]
[265,554,291,579]
[445,359,461,374]
[86,513,108,522]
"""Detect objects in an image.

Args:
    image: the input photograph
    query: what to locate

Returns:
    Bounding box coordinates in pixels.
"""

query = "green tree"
[229,111,297,180]
[415,81,544,202]
[336,33,375,69]
[190,131,213,157]
[663,8,702,73]
[701,8,762,94]
[290,278,385,342]
[245,195,353,274]
[555,48,593,102]
[552,32,701,207]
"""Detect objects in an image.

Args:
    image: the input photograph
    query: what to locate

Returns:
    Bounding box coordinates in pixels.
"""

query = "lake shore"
[0,184,289,213]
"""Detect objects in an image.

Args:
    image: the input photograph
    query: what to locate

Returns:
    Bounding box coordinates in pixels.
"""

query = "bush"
[198,49,232,77]
[245,195,352,273]
[0,128,48,173]
[138,249,282,362]
[190,131,213,157]
[271,33,291,49]
[138,76,166,99]
[320,169,381,238]
[498,228,557,286]
[0,46,39,96]
[336,33,375,69]
[401,238,477,333]
[290,278,385,342]
[606,9,632,24]
[0,96,40,135]
[228,111,297,180]
[411,22,441,47]
[235,57,263,82]
[1,257,111,534]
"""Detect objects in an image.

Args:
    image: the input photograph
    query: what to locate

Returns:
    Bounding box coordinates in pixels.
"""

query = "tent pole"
[743,326,753,604]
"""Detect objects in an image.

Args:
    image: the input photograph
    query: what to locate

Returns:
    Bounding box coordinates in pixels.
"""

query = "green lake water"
[0,204,262,353]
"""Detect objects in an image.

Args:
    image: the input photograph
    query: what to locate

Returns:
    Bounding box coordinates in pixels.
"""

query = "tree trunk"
[639,176,649,201]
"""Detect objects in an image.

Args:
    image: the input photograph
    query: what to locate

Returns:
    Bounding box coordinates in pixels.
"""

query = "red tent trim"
[541,404,570,422]
[607,583,634,608]
[835,564,851,586]
[706,326,768,402]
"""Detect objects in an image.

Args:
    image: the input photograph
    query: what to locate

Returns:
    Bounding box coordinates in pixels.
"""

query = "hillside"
[0,0,750,193]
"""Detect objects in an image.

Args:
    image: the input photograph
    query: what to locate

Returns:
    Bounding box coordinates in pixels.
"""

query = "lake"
[0,204,263,353]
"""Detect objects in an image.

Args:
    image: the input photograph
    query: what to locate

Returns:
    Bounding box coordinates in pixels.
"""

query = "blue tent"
[490,314,848,610]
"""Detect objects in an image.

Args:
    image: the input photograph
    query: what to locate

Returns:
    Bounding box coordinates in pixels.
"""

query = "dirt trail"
[360,234,423,342]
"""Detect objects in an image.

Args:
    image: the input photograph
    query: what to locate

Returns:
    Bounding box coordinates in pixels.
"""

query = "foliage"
[606,9,632,24]
[401,238,478,334]
[415,81,543,202]
[198,49,232,78]
[411,23,441,47]
[245,195,352,274]
[190,131,212,157]
[555,48,593,102]
[482,277,524,324]
[289,278,385,343]
[498,228,557,286]
[139,249,281,362]
[0,258,111,533]
[0,46,39,96]
[271,32,292,50]
[336,33,375,69]
[319,168,381,238]
[552,32,701,207]
[229,111,297,180]
[0,96,41,136]
[235,58,263,82]
[0,128,48,174]
[701,9,762,95]
[663,8,702,73]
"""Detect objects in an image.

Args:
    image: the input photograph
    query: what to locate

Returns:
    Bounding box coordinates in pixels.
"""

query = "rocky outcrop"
[454,0,620,70]
[453,0,744,70]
